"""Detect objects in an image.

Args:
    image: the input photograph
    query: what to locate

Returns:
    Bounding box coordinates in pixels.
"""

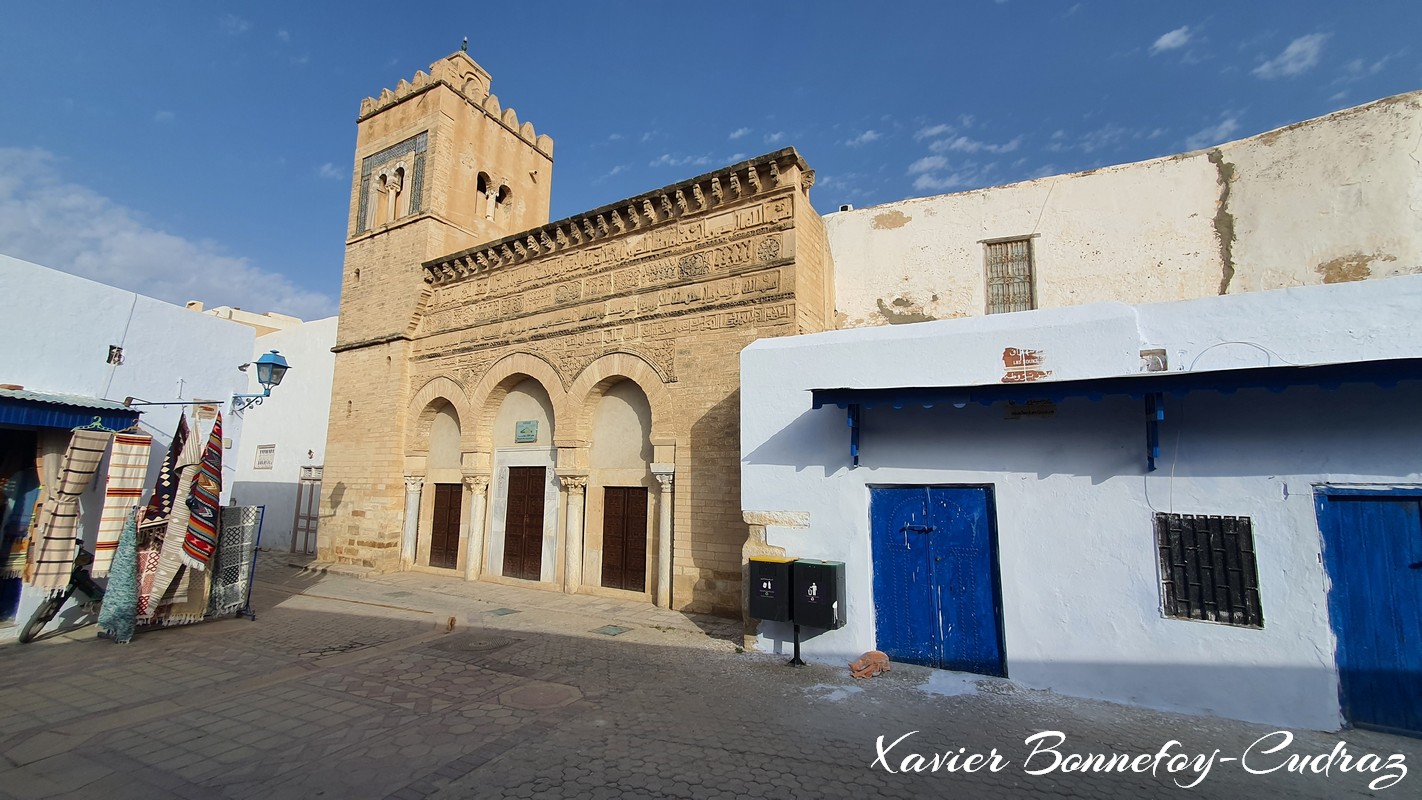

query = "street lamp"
[232,350,291,413]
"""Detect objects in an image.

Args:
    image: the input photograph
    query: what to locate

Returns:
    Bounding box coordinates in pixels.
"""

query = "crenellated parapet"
[358,51,554,159]
[422,149,812,286]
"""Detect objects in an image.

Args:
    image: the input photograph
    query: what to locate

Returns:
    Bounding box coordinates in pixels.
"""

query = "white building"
[740,274,1422,732]
[0,254,254,634]
[226,316,338,554]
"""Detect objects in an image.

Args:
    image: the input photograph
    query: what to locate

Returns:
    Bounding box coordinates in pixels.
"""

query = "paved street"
[1,556,1417,799]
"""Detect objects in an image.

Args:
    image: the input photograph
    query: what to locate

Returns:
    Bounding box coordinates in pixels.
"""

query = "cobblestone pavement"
[1,554,1418,799]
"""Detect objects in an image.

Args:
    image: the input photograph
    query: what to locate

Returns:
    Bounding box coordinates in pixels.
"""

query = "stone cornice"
[421,149,813,287]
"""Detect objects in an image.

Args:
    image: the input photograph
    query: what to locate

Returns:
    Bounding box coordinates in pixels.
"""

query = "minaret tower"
[321,49,554,569]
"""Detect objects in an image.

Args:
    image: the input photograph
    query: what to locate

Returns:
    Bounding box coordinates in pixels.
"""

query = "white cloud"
[929,135,1022,155]
[606,133,625,142]
[1184,116,1240,149]
[1253,33,1328,79]
[765,131,785,144]
[219,14,251,35]
[915,123,954,140]
[1047,123,1129,154]
[596,164,629,182]
[317,163,343,180]
[0,147,335,319]
[648,153,712,168]
[153,111,175,123]
[729,127,750,140]
[1151,26,1192,55]
[844,130,881,146]
[276,29,290,43]
[909,158,999,193]
[907,156,948,174]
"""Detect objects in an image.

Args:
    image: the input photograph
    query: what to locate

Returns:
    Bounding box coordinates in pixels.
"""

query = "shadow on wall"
[745,384,1422,482]
[685,389,745,618]
[231,480,303,552]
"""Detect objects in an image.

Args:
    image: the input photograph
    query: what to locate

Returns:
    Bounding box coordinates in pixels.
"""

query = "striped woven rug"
[27,429,111,591]
[92,433,152,578]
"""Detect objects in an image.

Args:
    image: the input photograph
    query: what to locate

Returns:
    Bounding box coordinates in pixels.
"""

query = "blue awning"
[0,388,140,431]
[809,357,1422,471]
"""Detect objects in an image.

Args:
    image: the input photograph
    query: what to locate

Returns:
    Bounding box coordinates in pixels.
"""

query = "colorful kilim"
[180,413,222,571]
[98,507,141,643]
[145,416,188,522]
[27,429,111,591]
[92,433,152,578]
[142,415,204,621]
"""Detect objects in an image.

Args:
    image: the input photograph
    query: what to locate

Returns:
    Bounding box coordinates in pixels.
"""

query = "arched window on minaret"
[476,172,491,221]
[495,184,512,224]
[371,172,391,227]
[391,164,408,219]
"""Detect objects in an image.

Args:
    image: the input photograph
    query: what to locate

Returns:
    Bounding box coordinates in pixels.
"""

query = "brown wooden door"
[601,486,648,592]
[429,483,462,569]
[502,467,546,581]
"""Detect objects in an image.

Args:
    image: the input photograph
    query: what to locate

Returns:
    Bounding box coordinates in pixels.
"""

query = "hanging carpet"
[26,429,111,591]
[180,413,222,571]
[92,433,152,578]
[97,507,141,643]
[140,414,204,623]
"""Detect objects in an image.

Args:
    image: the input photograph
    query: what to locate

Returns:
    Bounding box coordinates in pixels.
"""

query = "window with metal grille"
[1155,513,1264,627]
[984,237,1036,314]
[254,444,276,470]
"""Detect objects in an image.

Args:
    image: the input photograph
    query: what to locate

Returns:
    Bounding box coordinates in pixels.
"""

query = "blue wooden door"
[870,486,1005,676]
[1316,491,1422,735]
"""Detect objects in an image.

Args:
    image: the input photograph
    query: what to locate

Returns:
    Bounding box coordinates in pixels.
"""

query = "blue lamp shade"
[254,350,290,390]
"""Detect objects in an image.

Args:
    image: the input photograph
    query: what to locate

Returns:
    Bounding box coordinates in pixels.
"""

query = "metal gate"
[290,466,321,555]
[870,485,1006,676]
[1315,488,1422,735]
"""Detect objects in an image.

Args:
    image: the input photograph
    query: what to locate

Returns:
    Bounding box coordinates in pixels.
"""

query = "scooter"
[17,547,105,643]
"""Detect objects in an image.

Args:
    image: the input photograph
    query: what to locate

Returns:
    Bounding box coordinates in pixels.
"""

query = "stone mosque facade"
[321,50,833,616]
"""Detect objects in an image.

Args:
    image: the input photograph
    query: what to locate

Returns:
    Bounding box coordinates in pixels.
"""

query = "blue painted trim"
[811,357,1422,410]
[1314,486,1422,498]
[847,403,861,468]
[1145,392,1164,472]
[0,397,138,430]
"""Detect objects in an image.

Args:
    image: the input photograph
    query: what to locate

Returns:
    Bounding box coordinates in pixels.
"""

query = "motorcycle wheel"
[17,594,66,644]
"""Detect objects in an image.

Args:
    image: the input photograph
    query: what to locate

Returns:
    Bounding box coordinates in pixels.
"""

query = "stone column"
[653,470,675,608]
[559,475,588,594]
[462,474,490,581]
[401,475,424,569]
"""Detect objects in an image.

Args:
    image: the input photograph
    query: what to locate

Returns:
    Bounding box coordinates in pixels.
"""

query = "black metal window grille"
[985,238,1035,314]
[1155,513,1264,628]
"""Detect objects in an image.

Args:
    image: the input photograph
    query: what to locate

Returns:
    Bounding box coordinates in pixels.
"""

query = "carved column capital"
[462,473,490,493]
[403,475,425,493]
[559,475,588,494]
[653,471,674,492]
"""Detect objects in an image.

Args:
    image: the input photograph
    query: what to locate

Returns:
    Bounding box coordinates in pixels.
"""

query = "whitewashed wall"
[740,274,1422,730]
[229,317,338,552]
[826,91,1422,327]
[0,254,254,626]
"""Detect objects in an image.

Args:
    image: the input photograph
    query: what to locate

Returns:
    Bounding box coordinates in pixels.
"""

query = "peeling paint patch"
[871,210,912,229]
[1002,347,1052,383]
[1316,253,1395,284]
[875,297,936,325]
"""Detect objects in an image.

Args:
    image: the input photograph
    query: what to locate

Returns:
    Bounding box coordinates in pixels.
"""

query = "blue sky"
[1,1,1418,319]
